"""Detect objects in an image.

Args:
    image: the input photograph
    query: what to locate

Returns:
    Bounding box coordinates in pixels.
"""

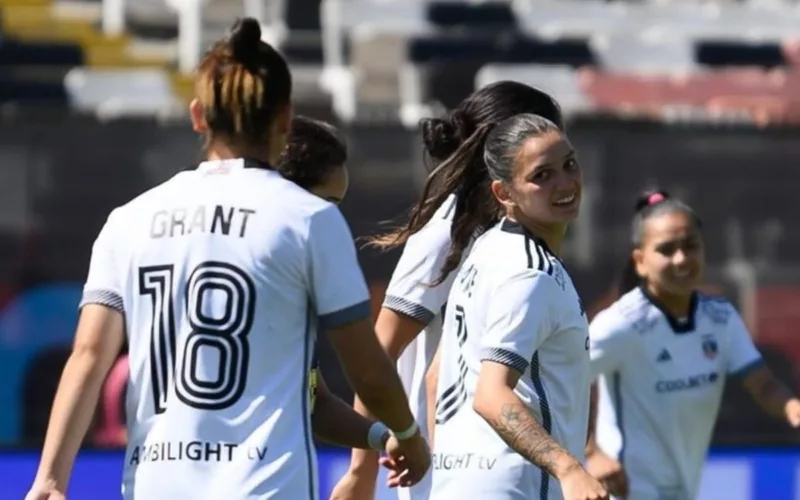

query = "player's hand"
[559,464,609,500]
[329,469,377,500]
[586,448,629,498]
[380,428,431,488]
[24,481,66,500]
[785,398,800,428]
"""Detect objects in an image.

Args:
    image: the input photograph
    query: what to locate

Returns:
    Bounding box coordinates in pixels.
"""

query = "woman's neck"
[206,141,278,165]
[645,282,693,318]
[509,211,567,255]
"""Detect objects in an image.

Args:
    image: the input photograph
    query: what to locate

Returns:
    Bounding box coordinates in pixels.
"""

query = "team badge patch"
[702,335,718,360]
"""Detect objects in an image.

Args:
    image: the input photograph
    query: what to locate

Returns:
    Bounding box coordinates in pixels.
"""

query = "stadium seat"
[0,39,83,66]
[0,75,69,105]
[427,1,516,31]
[407,31,596,109]
[64,68,183,117]
[697,41,786,69]
[475,64,591,114]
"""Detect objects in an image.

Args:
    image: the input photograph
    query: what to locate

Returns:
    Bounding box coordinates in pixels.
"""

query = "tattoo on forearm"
[488,402,572,476]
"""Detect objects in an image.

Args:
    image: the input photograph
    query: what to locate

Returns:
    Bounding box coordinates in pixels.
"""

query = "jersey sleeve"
[725,307,763,377]
[382,213,454,326]
[307,205,371,329]
[80,210,124,312]
[588,308,634,379]
[479,270,554,374]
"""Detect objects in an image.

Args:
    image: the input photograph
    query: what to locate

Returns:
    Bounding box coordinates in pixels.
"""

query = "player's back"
[109,159,332,499]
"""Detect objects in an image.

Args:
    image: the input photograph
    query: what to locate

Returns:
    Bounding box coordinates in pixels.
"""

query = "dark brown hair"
[618,189,704,295]
[367,81,563,284]
[277,116,347,190]
[195,18,292,150]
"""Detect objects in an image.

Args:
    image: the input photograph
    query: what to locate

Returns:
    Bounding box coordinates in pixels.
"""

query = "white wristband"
[367,422,389,451]
[393,420,419,441]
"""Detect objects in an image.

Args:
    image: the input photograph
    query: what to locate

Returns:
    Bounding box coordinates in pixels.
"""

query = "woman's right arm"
[332,209,456,498]
[347,309,427,478]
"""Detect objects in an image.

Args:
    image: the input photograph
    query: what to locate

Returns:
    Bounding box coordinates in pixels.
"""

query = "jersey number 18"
[139,261,256,413]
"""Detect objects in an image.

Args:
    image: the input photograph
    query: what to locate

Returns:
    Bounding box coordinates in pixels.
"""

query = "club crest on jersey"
[702,335,718,360]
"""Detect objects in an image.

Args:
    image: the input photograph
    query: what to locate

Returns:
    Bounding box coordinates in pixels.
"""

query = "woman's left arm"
[726,306,800,427]
[740,366,800,426]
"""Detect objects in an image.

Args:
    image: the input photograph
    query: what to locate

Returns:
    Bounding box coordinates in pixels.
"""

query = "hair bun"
[420,117,460,161]
[634,189,671,213]
[229,17,262,62]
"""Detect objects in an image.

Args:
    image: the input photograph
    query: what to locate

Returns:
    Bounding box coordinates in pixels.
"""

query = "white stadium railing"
[100,0,284,74]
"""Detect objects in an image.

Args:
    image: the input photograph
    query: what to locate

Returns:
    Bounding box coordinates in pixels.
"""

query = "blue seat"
[408,32,596,107]
[0,39,84,66]
[0,75,68,105]
[427,1,516,30]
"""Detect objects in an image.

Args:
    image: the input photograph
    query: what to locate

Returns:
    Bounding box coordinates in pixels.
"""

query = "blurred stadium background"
[1,0,800,497]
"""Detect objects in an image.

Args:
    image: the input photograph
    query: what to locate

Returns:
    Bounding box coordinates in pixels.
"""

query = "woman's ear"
[189,98,208,133]
[491,179,514,215]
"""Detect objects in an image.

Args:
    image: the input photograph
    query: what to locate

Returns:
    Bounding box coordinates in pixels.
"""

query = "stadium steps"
[0,1,173,67]
[0,0,189,106]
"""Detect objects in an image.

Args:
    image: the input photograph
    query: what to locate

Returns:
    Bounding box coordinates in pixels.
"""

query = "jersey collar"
[196,158,275,174]
[499,218,559,260]
[639,285,698,334]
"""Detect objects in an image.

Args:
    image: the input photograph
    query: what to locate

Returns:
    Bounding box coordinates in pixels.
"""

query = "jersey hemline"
[383,295,436,325]
[318,300,371,329]
[79,289,124,313]
[481,347,529,374]
[729,356,764,378]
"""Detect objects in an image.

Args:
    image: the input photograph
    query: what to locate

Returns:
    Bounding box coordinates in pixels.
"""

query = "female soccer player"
[91,116,396,456]
[277,115,349,205]
[278,115,400,452]
[428,114,606,500]
[25,18,428,500]
[587,190,800,499]
[331,82,564,500]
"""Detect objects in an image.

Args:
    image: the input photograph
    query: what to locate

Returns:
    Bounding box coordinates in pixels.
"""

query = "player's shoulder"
[480,220,558,277]
[595,288,653,336]
[109,170,192,218]
[467,221,560,297]
[697,291,738,327]
[403,195,456,248]
[434,193,458,222]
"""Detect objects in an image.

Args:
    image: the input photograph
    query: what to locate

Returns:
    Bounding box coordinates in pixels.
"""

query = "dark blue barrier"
[0,447,798,499]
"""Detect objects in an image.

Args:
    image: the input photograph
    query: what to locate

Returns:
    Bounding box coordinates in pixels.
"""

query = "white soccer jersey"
[80,158,371,500]
[382,193,457,500]
[590,287,763,500]
[431,218,591,500]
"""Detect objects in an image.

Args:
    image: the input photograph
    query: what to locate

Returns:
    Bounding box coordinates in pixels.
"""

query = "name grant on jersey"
[129,440,268,465]
[150,205,256,239]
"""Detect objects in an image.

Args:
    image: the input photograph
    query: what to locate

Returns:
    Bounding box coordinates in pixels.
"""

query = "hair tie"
[648,193,665,205]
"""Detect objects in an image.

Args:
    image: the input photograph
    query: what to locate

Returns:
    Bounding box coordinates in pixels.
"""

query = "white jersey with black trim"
[80,158,371,500]
[431,218,591,500]
[382,194,458,500]
[590,287,763,500]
